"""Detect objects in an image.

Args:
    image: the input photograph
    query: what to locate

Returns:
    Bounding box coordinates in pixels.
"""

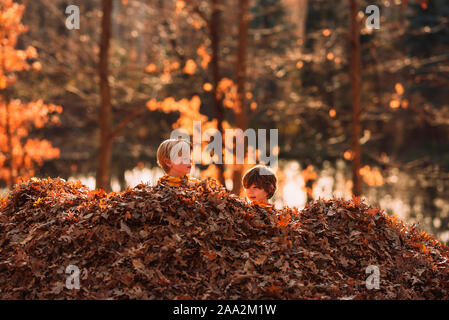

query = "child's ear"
[164,159,172,168]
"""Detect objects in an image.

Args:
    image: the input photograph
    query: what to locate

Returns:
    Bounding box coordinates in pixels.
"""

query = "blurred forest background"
[1,0,449,241]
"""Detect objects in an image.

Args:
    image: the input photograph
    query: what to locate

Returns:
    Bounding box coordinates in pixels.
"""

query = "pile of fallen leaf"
[0,177,448,299]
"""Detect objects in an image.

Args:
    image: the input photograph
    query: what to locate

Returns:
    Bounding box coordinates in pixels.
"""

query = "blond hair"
[157,138,191,173]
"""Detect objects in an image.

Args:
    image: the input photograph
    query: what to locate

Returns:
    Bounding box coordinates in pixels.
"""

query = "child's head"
[157,138,192,177]
[242,165,277,203]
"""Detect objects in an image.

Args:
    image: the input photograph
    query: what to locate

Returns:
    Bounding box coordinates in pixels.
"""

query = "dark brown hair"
[242,165,277,199]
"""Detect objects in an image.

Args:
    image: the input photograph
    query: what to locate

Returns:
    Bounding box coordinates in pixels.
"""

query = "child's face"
[165,155,192,177]
[245,184,268,203]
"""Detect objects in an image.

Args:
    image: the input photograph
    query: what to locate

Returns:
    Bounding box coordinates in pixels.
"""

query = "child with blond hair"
[156,138,200,187]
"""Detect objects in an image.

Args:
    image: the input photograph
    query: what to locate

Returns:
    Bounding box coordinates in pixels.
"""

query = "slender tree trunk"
[297,0,308,47]
[393,116,404,159]
[210,0,226,186]
[96,0,113,191]
[282,0,308,46]
[232,0,250,195]
[118,168,127,191]
[349,0,362,196]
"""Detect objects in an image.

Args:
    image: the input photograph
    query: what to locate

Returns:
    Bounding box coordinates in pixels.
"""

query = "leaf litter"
[0,177,448,299]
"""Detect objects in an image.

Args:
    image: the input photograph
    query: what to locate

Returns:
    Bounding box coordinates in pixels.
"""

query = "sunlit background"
[1,0,448,242]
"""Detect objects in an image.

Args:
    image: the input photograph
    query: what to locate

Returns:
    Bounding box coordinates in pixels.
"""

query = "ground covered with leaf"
[0,177,448,299]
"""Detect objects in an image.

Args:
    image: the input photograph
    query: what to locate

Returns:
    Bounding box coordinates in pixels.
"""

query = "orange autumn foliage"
[0,1,62,186]
[183,59,197,75]
[196,44,211,69]
[359,165,384,187]
[146,94,239,171]
[217,77,238,109]
[0,0,32,89]
[146,95,209,135]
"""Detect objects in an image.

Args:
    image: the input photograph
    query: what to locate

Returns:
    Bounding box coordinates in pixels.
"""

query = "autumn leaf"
[183,59,196,75]
[2,177,449,300]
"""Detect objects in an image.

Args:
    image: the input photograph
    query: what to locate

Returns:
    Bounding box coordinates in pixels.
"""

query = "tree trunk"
[393,115,404,160]
[118,168,127,191]
[282,0,308,48]
[297,0,308,47]
[232,0,250,195]
[349,0,362,197]
[96,0,113,191]
[210,0,226,186]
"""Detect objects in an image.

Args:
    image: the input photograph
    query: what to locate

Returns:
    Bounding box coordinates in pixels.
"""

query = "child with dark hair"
[242,165,277,207]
